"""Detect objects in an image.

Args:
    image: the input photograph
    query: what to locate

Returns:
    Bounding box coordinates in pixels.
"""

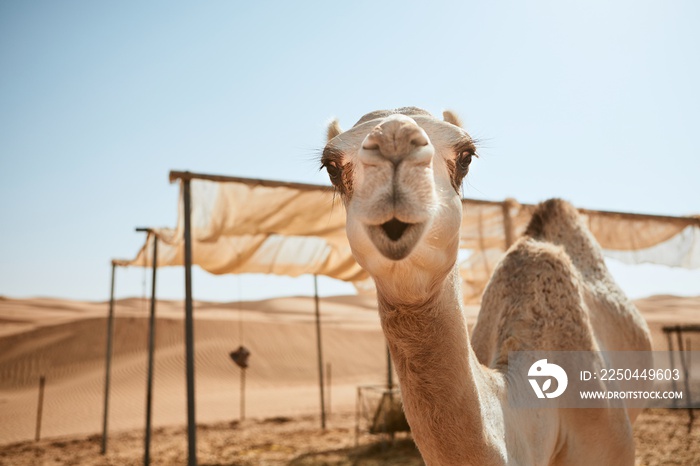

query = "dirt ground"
[1,408,698,466]
[634,409,699,466]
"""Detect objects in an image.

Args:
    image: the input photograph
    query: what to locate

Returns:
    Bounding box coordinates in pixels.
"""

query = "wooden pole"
[313,275,326,429]
[35,375,46,442]
[183,178,198,466]
[139,231,158,466]
[387,344,396,442]
[675,328,695,427]
[355,386,361,447]
[501,200,515,249]
[240,367,246,422]
[665,330,678,408]
[101,262,117,454]
[326,362,332,418]
[386,345,393,389]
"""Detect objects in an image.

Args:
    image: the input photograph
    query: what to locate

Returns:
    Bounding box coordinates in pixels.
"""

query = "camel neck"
[376,265,504,465]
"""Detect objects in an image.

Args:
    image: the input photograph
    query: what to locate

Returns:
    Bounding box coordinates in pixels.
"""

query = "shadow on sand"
[287,437,424,466]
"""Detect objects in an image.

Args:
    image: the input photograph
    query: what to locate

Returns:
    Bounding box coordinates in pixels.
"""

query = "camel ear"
[327,119,343,141]
[442,110,463,128]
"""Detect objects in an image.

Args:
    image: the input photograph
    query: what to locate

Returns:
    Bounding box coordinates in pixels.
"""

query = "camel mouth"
[381,218,411,242]
[366,219,426,261]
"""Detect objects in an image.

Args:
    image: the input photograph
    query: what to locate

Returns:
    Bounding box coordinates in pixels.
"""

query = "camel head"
[321,107,476,297]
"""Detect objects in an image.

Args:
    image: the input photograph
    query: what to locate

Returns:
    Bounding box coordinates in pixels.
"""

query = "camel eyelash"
[453,139,477,158]
[320,147,344,170]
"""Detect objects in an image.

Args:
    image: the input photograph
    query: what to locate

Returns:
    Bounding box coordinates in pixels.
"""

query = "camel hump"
[524,198,581,240]
[522,198,605,273]
[500,239,594,348]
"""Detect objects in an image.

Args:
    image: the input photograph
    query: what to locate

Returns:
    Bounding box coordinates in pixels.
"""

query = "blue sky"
[1,1,698,302]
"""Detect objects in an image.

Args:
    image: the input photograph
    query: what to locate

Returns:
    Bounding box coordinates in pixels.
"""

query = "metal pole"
[101,262,117,454]
[140,232,158,466]
[313,275,326,429]
[35,375,46,442]
[183,179,197,466]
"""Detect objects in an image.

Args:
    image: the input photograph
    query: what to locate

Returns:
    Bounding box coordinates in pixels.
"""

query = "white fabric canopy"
[117,174,700,301]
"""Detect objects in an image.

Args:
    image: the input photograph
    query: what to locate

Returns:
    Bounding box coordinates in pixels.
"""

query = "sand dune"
[0,295,388,445]
[0,294,699,450]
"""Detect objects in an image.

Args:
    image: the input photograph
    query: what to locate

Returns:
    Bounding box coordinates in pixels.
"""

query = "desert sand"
[0,294,699,465]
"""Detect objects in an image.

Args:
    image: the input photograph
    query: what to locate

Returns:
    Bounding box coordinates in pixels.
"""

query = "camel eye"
[325,162,341,183]
[458,151,473,171]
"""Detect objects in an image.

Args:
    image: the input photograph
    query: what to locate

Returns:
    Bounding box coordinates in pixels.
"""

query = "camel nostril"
[410,134,429,147]
[381,218,410,241]
[362,140,380,151]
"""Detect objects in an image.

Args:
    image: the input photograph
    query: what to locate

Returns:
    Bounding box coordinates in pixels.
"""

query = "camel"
[321,107,652,465]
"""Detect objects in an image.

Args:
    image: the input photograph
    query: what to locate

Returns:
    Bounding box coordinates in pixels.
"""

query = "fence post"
[326,362,332,418]
[101,262,117,454]
[35,375,46,442]
[313,275,326,429]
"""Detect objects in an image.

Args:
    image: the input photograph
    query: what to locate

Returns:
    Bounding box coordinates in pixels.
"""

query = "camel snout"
[361,114,431,165]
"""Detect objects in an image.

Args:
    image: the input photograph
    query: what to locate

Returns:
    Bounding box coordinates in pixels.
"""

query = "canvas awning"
[115,174,366,281]
[117,172,700,301]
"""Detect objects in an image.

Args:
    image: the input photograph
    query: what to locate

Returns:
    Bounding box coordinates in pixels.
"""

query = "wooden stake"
[240,367,246,422]
[326,362,332,418]
[101,262,116,454]
[314,275,326,429]
[35,376,46,442]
